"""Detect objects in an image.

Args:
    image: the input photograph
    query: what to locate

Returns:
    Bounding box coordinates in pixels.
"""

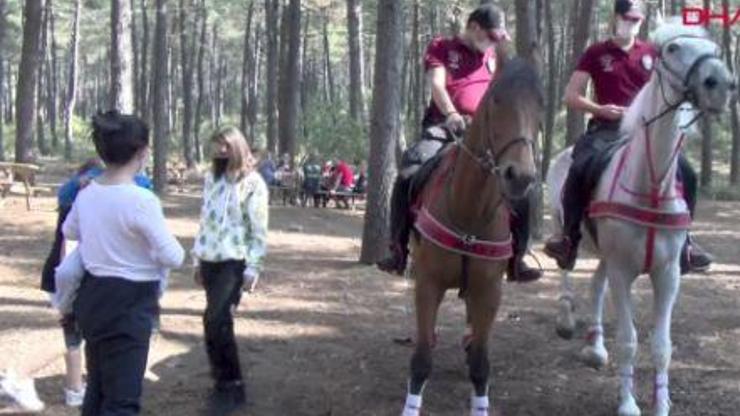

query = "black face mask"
[213,158,229,179]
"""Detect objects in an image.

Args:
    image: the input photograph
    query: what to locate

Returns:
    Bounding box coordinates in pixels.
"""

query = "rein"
[644,34,722,128]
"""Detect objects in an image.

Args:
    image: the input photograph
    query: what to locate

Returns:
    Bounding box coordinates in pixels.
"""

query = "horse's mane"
[489,58,544,106]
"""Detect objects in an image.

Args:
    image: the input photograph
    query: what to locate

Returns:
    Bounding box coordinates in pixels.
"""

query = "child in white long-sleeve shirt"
[63,111,184,416]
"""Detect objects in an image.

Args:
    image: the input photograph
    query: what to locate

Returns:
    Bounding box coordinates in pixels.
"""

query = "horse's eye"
[666,43,679,54]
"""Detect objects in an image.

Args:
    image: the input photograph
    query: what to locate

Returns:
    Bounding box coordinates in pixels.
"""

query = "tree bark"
[564,0,595,146]
[139,0,149,117]
[264,0,279,153]
[111,0,135,112]
[247,23,262,141]
[63,0,80,161]
[0,0,6,160]
[278,0,301,158]
[721,0,739,184]
[15,0,45,163]
[347,0,366,122]
[193,0,206,162]
[542,0,556,178]
[179,0,195,167]
[46,0,58,151]
[152,0,168,193]
[514,0,544,240]
[37,0,49,156]
[240,1,255,136]
[360,0,404,264]
[322,11,335,105]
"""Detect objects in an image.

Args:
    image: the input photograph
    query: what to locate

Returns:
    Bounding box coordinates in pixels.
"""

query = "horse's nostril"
[704,77,718,90]
[504,166,515,181]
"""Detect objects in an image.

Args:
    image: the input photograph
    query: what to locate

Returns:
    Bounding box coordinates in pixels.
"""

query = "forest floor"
[1,163,739,416]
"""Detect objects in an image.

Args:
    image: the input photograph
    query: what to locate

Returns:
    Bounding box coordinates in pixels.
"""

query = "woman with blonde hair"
[191,127,269,414]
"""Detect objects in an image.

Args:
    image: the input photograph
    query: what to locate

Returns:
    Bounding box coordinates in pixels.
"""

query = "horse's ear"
[655,9,664,27]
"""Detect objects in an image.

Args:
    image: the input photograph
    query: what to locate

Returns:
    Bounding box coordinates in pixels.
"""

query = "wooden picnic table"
[314,189,365,210]
[0,162,50,210]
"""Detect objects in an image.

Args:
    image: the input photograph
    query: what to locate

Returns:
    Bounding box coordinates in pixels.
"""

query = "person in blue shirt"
[39,158,153,408]
[257,152,277,186]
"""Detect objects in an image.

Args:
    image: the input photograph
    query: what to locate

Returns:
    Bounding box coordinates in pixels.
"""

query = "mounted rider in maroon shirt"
[544,0,712,273]
[377,4,542,283]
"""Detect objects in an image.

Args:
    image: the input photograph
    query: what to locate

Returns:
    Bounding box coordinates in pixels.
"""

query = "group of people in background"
[257,151,367,209]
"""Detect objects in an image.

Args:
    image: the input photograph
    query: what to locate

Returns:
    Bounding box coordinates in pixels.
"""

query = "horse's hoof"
[653,395,671,416]
[579,345,608,369]
[556,300,576,340]
[618,396,641,416]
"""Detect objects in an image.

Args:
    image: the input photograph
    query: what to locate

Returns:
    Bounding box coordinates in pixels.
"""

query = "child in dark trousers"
[63,111,184,415]
[40,159,153,408]
[192,127,268,415]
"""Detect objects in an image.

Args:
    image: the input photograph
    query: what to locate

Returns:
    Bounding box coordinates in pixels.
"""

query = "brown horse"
[401,58,544,416]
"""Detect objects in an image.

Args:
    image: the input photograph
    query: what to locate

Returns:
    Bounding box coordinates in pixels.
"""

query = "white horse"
[547,19,734,416]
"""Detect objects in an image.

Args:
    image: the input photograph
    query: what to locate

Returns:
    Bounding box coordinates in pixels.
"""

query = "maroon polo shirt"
[576,39,658,123]
[422,36,496,126]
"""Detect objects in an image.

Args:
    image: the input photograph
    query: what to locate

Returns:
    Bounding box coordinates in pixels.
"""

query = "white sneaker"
[64,384,86,407]
[0,371,45,413]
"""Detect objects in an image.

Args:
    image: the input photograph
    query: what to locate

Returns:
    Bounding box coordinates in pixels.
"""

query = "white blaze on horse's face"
[653,20,736,115]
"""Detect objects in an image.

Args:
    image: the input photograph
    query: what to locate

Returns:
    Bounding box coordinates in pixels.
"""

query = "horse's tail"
[545,146,574,234]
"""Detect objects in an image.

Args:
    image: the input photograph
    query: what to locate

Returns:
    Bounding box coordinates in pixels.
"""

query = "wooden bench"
[0,162,46,210]
[314,190,365,210]
[269,185,297,206]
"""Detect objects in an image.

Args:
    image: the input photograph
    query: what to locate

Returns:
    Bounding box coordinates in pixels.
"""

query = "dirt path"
[0,180,738,415]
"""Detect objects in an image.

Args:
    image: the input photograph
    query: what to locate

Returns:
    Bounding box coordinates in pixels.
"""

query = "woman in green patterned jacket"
[191,127,269,414]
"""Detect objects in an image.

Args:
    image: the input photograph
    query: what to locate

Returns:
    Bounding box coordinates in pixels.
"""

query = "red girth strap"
[414,207,513,261]
[588,201,691,230]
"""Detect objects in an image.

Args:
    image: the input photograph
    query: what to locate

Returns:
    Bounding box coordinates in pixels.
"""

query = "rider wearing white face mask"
[544,0,713,273]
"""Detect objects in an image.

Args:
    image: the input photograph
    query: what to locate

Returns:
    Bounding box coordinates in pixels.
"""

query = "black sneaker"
[544,236,577,271]
[507,258,543,283]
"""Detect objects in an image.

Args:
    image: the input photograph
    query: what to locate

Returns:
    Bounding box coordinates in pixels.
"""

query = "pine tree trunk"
[721,0,739,184]
[542,0,556,178]
[179,0,195,167]
[239,1,255,136]
[193,0,206,162]
[152,0,168,193]
[278,0,300,158]
[264,0,279,153]
[208,24,218,127]
[248,24,262,141]
[63,0,80,161]
[47,0,58,151]
[360,0,404,264]
[0,0,6,161]
[347,0,366,122]
[139,0,149,117]
[322,12,335,105]
[130,0,140,115]
[111,0,135,112]
[564,0,595,146]
[36,1,49,156]
[15,0,45,163]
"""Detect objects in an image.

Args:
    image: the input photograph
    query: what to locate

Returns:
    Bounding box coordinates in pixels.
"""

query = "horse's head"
[469,58,544,200]
[652,17,736,116]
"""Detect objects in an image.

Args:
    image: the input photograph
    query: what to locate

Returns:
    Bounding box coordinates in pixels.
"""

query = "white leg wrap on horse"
[470,394,490,416]
[401,394,423,416]
[617,369,641,416]
[654,372,671,415]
